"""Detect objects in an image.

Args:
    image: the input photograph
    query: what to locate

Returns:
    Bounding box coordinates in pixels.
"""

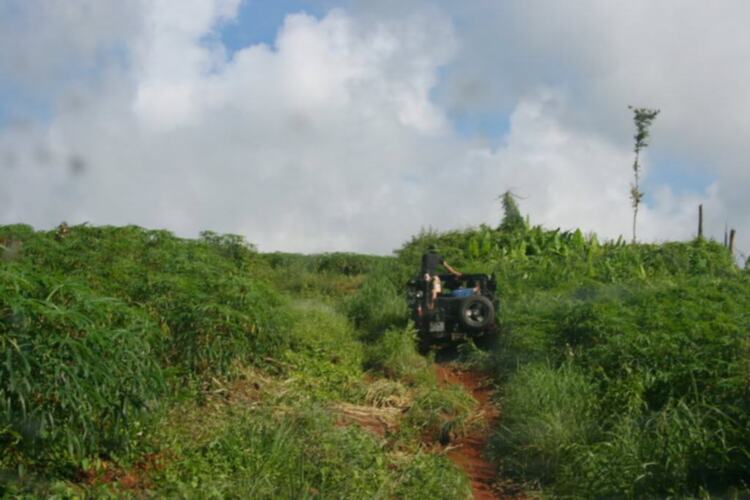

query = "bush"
[0,224,294,474]
[0,225,291,378]
[0,267,164,469]
[564,399,749,497]
[346,269,406,338]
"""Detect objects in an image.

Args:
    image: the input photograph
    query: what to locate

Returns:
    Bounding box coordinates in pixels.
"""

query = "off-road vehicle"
[406,273,498,351]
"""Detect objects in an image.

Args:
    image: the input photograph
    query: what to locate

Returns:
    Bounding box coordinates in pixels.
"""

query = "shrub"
[346,269,406,338]
[0,225,292,378]
[0,267,164,469]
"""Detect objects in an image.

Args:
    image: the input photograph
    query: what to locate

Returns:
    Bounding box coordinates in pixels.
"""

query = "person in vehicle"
[421,244,462,308]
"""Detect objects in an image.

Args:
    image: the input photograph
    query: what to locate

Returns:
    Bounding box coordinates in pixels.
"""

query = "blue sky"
[219,0,326,51]
[643,153,716,204]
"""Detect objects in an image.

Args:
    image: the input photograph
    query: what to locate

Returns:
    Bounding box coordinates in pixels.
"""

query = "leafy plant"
[0,267,164,469]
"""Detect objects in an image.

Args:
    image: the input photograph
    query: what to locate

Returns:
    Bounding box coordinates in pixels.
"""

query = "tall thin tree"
[628,106,660,243]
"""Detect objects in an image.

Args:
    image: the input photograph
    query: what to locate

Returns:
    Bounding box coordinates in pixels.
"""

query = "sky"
[1,0,748,258]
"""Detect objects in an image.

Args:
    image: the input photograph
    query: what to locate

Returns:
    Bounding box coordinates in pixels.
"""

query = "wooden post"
[729,229,736,255]
[698,204,703,238]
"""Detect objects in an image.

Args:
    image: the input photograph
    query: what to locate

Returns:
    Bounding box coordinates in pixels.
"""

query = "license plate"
[429,321,445,332]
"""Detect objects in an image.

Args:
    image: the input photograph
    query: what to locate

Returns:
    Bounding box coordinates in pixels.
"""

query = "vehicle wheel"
[417,334,432,355]
[458,295,494,330]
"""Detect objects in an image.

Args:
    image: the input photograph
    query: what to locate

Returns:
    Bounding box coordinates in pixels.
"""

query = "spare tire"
[458,295,495,330]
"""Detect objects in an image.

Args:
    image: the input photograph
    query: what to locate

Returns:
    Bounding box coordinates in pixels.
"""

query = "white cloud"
[0,1,745,257]
[431,0,750,253]
[1,2,459,253]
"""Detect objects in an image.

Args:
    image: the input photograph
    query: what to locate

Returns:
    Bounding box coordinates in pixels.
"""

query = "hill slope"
[393,222,750,496]
[2,221,749,497]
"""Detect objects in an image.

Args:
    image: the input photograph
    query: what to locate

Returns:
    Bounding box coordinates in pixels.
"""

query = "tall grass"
[491,363,597,485]
[281,302,366,402]
[363,324,431,384]
[0,224,291,472]
[1,224,291,378]
[152,407,392,498]
[398,223,750,496]
[1,267,164,468]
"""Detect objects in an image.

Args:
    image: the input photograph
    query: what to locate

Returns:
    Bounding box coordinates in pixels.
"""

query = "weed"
[363,324,432,385]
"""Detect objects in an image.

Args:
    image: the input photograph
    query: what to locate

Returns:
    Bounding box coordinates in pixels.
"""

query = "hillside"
[397,221,750,497]
[2,220,749,497]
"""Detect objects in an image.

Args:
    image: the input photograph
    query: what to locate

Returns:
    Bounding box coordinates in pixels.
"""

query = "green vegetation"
[395,210,750,497]
[3,201,749,498]
[1,268,163,469]
[0,224,470,498]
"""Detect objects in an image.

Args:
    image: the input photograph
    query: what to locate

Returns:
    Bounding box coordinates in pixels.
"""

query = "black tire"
[458,295,495,330]
[417,333,432,355]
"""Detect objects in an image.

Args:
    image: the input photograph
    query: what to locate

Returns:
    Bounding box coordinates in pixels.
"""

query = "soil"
[436,364,524,500]
[78,452,168,493]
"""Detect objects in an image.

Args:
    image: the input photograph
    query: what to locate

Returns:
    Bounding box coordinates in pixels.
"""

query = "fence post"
[698,204,704,239]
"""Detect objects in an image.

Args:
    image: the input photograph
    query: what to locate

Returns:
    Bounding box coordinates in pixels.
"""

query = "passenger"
[421,244,462,309]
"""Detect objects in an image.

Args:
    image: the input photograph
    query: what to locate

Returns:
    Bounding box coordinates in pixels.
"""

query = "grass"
[363,324,432,385]
[150,406,391,498]
[345,265,407,339]
[6,216,749,497]
[397,222,750,497]
[490,362,597,485]
[1,223,473,497]
[1,267,164,470]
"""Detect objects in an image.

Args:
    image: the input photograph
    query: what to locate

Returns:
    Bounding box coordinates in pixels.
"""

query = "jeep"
[406,273,499,351]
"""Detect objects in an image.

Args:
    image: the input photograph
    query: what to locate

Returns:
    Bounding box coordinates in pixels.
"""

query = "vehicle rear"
[406,273,498,350]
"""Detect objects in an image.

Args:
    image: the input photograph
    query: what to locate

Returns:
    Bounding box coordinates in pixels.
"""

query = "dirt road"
[435,364,522,500]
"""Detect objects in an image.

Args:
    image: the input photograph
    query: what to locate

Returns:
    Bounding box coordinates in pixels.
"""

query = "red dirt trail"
[435,365,523,500]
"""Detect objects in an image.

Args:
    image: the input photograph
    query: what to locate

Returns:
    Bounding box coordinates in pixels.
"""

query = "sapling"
[628,106,660,243]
